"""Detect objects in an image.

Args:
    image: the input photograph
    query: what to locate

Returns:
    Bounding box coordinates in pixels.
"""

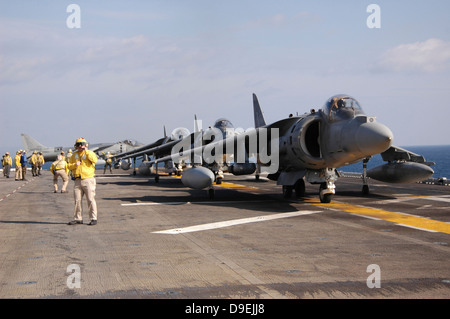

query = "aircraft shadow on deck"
[102,187,303,213]
[333,190,397,200]
[97,178,186,189]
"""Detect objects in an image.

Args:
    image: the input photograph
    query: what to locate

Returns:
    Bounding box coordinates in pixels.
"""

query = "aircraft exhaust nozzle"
[367,162,434,183]
[356,121,393,156]
[181,167,215,190]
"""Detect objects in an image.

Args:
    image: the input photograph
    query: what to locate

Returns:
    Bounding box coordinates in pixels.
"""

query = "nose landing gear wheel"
[319,183,333,203]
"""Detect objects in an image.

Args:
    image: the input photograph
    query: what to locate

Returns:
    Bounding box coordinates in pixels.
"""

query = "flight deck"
[0,170,449,299]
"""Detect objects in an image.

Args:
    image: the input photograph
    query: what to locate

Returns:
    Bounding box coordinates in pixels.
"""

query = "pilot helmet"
[337,99,346,108]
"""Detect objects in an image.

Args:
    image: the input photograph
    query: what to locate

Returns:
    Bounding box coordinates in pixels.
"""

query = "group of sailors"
[2,148,114,193]
[1,138,102,226]
[1,150,45,180]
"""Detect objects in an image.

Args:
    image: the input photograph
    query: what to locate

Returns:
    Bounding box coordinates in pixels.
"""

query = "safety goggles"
[74,142,86,147]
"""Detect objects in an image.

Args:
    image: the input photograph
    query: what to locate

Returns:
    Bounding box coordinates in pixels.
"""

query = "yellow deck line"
[214,181,258,191]
[169,174,258,190]
[306,199,450,234]
[168,174,450,235]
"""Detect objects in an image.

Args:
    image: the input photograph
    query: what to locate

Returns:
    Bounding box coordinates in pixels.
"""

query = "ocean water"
[340,145,450,178]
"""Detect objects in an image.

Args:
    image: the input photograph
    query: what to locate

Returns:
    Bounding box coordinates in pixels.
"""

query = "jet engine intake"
[284,115,325,169]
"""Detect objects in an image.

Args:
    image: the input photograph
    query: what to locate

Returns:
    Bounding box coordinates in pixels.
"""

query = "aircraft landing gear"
[255,163,261,181]
[176,163,183,176]
[215,169,224,185]
[282,185,293,198]
[362,184,370,195]
[362,157,370,195]
[318,168,336,203]
[208,188,215,200]
[319,182,333,203]
[294,179,305,198]
[282,179,305,199]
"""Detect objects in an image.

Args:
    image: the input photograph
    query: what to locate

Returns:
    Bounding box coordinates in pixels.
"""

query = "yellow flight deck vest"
[2,155,12,166]
[68,150,97,179]
[14,154,21,167]
[50,159,69,175]
[30,154,38,165]
[38,154,45,165]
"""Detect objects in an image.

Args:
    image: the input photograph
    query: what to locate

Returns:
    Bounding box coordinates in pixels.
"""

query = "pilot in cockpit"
[213,118,234,131]
[336,99,346,109]
[324,95,363,121]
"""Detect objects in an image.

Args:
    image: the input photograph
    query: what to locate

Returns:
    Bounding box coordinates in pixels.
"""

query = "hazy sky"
[1,0,449,156]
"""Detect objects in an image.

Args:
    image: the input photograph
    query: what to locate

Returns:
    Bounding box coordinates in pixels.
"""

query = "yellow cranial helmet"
[74,137,87,147]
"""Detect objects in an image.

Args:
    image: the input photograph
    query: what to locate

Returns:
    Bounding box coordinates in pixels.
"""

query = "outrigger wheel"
[208,188,215,200]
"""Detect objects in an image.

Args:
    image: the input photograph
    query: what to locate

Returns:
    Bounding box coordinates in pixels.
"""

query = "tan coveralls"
[50,156,69,192]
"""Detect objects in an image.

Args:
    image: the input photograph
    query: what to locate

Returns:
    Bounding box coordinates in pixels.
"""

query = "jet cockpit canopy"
[213,118,234,131]
[121,139,143,146]
[322,95,364,121]
[211,118,235,139]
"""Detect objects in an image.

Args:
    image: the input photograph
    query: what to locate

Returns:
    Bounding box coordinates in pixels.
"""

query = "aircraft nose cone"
[356,121,393,156]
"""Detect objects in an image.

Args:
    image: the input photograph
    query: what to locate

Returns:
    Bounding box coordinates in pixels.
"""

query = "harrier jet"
[21,133,143,162]
[113,94,434,203]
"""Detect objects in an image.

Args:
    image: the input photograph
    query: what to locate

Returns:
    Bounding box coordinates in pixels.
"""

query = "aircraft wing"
[118,94,296,172]
[89,143,116,154]
[112,131,198,162]
[111,137,168,161]
[111,124,195,162]
[367,145,435,183]
[148,124,284,166]
[379,145,434,165]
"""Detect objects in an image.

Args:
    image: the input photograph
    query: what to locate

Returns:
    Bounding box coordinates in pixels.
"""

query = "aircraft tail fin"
[194,114,201,132]
[253,93,267,128]
[21,133,46,152]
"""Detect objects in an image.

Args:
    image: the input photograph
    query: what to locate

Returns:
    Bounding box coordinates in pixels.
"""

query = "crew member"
[20,150,28,180]
[37,152,45,175]
[66,149,73,179]
[103,151,113,174]
[67,137,98,226]
[2,152,12,178]
[15,150,22,181]
[30,151,39,176]
[50,155,69,193]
